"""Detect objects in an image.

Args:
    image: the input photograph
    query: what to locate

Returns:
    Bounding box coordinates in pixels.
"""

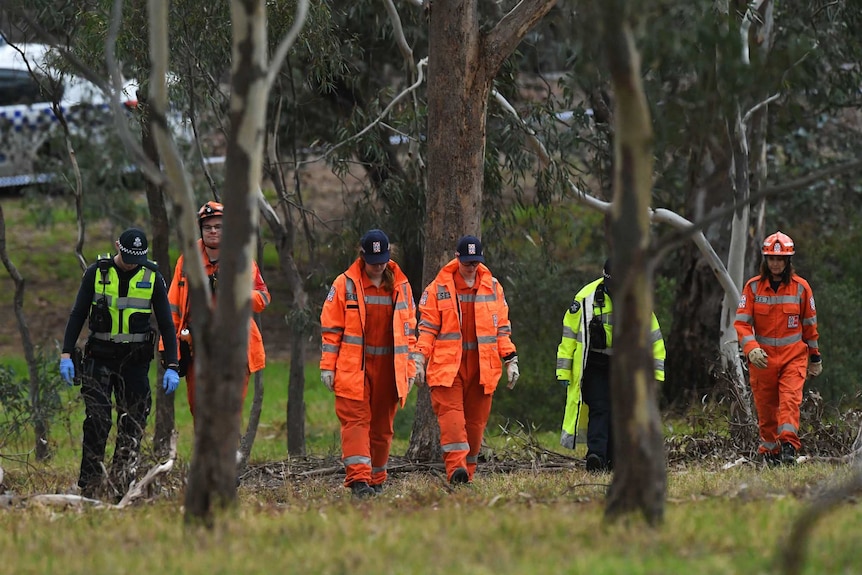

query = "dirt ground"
[0,160,359,362]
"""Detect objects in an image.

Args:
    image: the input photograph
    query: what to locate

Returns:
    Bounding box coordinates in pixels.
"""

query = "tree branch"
[484,0,558,76]
[266,0,310,92]
[298,57,428,168]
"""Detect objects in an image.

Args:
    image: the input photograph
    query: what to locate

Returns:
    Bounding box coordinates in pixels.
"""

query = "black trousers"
[581,361,612,467]
[78,355,152,492]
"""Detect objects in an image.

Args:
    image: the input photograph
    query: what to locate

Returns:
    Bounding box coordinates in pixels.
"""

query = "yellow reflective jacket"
[555,277,666,449]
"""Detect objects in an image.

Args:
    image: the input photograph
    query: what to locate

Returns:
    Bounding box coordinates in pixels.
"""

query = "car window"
[0,67,66,107]
[0,68,46,105]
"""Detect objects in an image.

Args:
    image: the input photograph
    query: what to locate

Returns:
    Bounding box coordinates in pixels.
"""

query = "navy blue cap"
[456,235,485,263]
[603,258,611,280]
[118,228,149,265]
[360,229,391,264]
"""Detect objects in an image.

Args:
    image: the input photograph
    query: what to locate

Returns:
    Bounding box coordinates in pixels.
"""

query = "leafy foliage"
[0,349,67,454]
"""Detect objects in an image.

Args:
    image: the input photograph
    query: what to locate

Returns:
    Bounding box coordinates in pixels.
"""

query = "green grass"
[2,357,862,574]
[1,464,861,574]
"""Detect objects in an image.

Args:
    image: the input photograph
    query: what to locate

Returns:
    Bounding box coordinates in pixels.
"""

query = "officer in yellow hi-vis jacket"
[555,259,666,472]
[59,228,178,499]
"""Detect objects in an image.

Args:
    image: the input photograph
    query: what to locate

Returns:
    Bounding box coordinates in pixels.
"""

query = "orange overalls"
[734,273,819,454]
[319,259,416,488]
[162,239,270,416]
[417,259,517,482]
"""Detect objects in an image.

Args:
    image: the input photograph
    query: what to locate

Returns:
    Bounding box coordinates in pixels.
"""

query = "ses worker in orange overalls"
[163,201,270,417]
[319,229,417,498]
[735,231,822,466]
[413,235,519,485]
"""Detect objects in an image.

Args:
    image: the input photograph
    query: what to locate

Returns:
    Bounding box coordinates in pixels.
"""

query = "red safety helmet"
[198,201,224,224]
[761,231,795,256]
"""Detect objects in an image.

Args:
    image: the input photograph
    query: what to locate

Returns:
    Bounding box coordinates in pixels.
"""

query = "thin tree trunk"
[239,369,264,470]
[600,0,666,526]
[140,92,177,457]
[0,205,48,460]
[287,336,306,456]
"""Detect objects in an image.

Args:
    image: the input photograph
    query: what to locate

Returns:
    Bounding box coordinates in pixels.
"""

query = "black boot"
[450,467,469,485]
[585,453,606,473]
[780,442,797,466]
[349,481,376,499]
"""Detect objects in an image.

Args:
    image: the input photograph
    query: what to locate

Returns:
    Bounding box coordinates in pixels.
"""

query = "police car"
[0,37,141,191]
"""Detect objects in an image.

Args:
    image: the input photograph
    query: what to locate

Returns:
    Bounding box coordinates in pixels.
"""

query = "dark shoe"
[371,483,383,494]
[760,452,781,467]
[780,442,797,466]
[350,481,376,499]
[450,467,469,485]
[585,453,605,473]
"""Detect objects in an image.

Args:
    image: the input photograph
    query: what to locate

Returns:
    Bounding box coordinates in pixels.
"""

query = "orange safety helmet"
[198,201,224,224]
[761,231,795,256]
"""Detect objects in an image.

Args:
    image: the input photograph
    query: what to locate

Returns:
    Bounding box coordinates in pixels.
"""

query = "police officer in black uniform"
[59,228,179,499]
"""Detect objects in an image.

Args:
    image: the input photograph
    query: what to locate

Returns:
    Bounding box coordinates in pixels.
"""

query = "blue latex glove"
[162,368,180,394]
[558,379,569,388]
[60,357,75,385]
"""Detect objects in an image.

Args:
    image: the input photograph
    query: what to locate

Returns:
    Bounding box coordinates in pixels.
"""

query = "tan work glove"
[748,348,768,369]
[321,370,335,392]
[408,377,415,394]
[411,352,426,385]
[506,356,520,389]
[808,357,823,378]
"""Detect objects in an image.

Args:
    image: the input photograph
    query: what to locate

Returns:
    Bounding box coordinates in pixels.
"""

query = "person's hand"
[558,379,569,388]
[321,370,335,392]
[411,352,426,385]
[59,357,75,386]
[162,368,180,394]
[506,356,520,389]
[408,377,415,394]
[748,348,768,369]
[808,357,823,378]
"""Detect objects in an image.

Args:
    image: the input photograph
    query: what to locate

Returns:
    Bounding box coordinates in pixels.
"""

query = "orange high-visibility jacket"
[416,259,517,393]
[163,239,270,372]
[319,259,417,405]
[734,273,819,362]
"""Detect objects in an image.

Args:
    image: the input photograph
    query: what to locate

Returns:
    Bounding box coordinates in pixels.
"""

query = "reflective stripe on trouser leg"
[776,354,806,450]
[463,376,493,481]
[368,354,398,487]
[750,365,779,454]
[431,383,469,480]
[335,393,373,486]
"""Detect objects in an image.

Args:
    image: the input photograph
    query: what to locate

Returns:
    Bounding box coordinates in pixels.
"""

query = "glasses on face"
[202,224,223,232]
[462,261,480,267]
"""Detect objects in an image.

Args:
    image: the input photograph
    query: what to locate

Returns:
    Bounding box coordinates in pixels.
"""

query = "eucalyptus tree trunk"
[140,94,177,458]
[407,0,557,461]
[600,0,666,526]
[183,0,269,524]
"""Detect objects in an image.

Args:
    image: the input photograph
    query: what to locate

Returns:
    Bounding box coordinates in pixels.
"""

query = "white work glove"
[408,377,415,394]
[321,370,335,392]
[411,352,426,386]
[747,348,768,369]
[505,356,519,389]
[808,356,823,378]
